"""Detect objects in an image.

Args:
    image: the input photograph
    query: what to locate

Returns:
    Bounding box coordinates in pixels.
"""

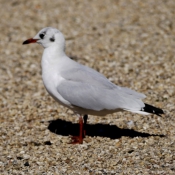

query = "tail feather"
[141,103,164,117]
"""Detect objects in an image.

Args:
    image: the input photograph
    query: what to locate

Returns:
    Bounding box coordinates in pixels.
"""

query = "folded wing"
[58,66,146,112]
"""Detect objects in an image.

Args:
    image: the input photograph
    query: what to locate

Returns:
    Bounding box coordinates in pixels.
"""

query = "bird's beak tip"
[22,40,29,45]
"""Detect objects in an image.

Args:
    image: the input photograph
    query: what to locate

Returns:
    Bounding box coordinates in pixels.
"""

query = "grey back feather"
[57,61,146,111]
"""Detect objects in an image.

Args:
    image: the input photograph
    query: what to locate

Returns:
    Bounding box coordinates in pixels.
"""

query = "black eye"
[39,33,45,39]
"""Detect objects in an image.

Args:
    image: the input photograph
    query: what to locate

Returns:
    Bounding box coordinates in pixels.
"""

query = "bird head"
[23,27,65,49]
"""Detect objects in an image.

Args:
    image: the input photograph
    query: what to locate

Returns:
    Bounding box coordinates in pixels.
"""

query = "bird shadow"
[47,119,165,139]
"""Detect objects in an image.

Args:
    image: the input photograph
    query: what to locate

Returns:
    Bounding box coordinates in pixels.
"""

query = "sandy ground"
[0,0,175,174]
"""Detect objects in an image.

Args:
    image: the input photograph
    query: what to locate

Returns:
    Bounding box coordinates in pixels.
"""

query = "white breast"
[41,49,72,108]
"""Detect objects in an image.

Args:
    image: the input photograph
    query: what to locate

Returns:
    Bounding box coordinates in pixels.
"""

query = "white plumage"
[23,27,164,144]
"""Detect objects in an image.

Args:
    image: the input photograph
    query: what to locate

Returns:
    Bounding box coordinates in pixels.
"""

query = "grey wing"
[60,65,146,99]
[121,87,146,99]
[57,81,119,111]
[60,65,117,90]
[57,80,145,112]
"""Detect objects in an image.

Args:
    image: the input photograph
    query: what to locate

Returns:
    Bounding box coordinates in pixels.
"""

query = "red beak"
[23,38,38,45]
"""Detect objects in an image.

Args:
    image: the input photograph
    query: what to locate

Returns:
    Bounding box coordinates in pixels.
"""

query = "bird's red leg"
[79,116,83,144]
[83,115,88,137]
[70,115,83,144]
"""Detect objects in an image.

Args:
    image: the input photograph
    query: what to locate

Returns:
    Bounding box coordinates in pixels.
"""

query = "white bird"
[23,27,164,144]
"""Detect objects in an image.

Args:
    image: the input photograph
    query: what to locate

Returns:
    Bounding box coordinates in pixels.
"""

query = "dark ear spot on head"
[50,36,55,42]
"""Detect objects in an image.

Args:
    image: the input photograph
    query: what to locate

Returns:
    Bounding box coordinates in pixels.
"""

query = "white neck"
[42,44,66,64]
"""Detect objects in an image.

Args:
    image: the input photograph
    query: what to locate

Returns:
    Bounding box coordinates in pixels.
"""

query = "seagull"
[23,27,164,144]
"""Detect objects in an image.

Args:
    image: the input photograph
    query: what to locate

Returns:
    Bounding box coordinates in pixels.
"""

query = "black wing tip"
[143,103,164,117]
